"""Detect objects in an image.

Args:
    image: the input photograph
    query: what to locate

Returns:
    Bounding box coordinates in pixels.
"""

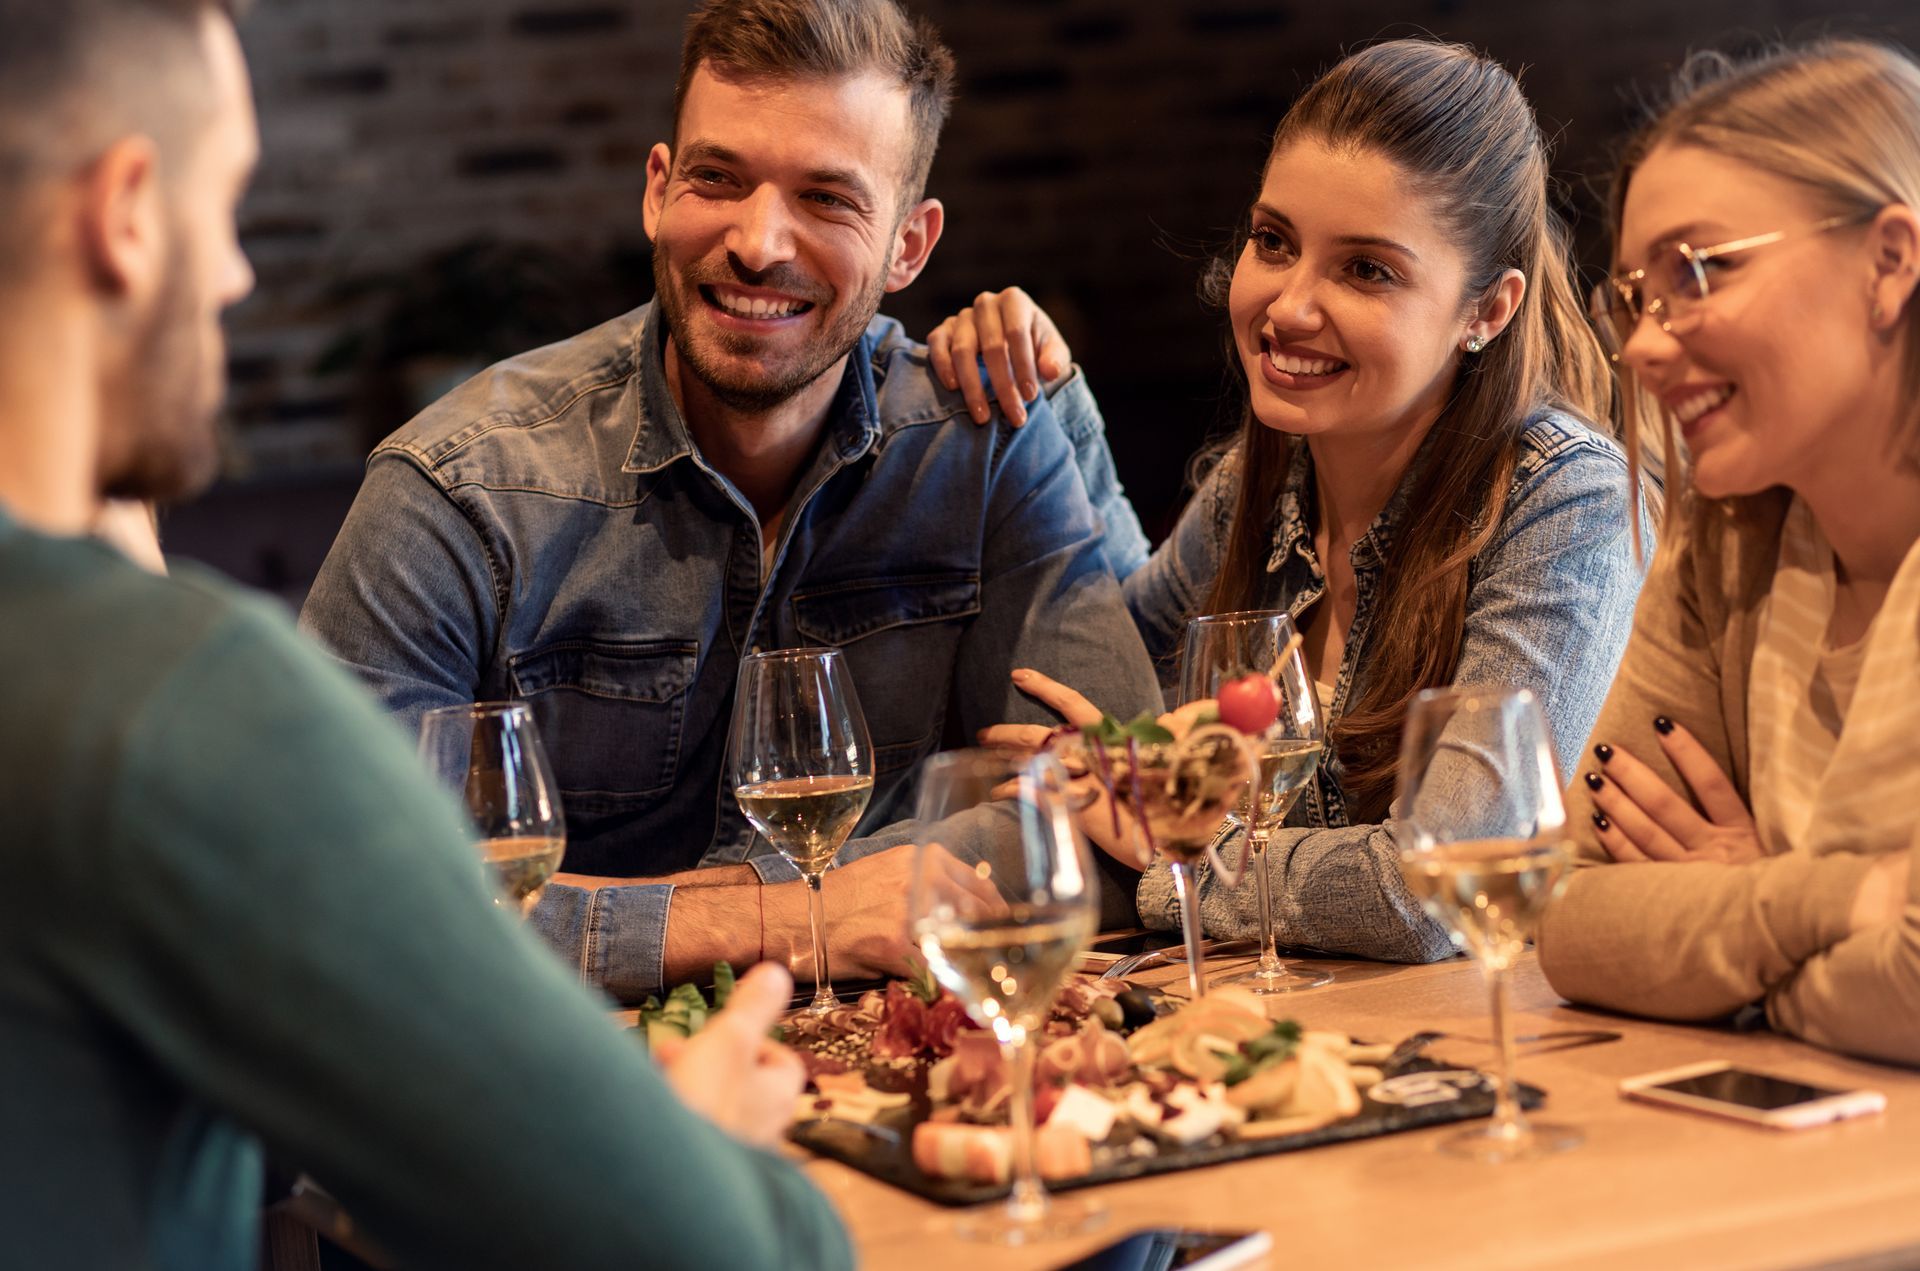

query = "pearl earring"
[1464,334,1486,354]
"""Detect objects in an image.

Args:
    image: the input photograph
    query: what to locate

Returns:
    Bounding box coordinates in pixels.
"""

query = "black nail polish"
[1583,771,1604,791]
[1592,812,1611,831]
[1592,743,1613,764]
[1653,716,1674,735]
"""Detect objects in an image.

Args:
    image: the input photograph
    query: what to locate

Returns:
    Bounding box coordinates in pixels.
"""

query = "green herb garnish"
[1086,711,1175,747]
[1222,1019,1303,1086]
[903,952,941,1004]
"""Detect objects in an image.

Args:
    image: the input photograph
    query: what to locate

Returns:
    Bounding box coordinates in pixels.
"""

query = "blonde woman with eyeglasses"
[1539,40,1920,1066]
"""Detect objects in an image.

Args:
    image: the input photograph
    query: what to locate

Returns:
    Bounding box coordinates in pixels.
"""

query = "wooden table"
[799,952,1920,1271]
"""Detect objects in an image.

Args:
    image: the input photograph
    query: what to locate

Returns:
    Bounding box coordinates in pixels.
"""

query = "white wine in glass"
[910,748,1104,1245]
[733,774,872,875]
[1394,686,1581,1162]
[730,648,873,1015]
[1180,609,1330,994]
[418,701,566,917]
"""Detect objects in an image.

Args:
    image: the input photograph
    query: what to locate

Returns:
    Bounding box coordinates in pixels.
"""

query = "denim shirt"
[1119,411,1651,962]
[300,302,1160,998]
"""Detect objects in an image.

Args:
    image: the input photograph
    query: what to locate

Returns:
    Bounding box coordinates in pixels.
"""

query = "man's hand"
[926,287,1072,428]
[655,963,805,1147]
[1584,718,1763,864]
[766,843,1005,981]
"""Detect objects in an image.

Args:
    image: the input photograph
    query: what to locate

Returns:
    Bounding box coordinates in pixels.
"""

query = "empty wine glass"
[418,701,566,917]
[729,648,874,1016]
[1180,610,1330,994]
[1394,686,1582,1162]
[910,748,1104,1244]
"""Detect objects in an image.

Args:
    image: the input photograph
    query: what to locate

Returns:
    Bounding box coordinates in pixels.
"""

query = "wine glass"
[1394,686,1582,1162]
[729,648,874,1016]
[418,701,566,917]
[1180,610,1331,994]
[1053,718,1252,1001]
[910,748,1104,1244]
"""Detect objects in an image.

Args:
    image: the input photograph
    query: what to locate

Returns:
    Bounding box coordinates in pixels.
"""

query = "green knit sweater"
[0,509,851,1270]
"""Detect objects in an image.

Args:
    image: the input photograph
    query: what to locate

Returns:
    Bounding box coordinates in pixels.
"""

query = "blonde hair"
[1607,39,1920,535]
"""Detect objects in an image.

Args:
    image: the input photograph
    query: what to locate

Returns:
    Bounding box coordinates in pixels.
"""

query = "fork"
[1383,1028,1622,1070]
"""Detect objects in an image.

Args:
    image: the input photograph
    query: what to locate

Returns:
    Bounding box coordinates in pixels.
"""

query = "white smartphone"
[1620,1061,1886,1129]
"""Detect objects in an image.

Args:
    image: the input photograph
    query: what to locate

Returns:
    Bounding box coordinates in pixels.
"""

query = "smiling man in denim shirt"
[301,0,1159,1001]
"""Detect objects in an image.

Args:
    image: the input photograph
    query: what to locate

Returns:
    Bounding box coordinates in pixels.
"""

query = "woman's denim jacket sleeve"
[1127,413,1652,963]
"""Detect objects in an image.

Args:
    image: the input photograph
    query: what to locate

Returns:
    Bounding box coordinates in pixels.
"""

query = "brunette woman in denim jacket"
[938,40,1651,964]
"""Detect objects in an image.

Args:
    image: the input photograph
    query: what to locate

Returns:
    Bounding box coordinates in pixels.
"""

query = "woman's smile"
[1259,338,1352,391]
[1229,140,1471,445]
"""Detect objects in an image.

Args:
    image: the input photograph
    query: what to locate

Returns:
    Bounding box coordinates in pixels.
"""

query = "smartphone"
[1050,1228,1270,1271]
[1620,1061,1886,1129]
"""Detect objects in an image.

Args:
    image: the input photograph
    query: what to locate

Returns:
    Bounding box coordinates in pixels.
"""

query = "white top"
[1748,497,1920,856]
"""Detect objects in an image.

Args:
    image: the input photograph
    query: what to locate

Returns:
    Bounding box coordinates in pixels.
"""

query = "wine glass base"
[1217,961,1333,994]
[1440,1119,1582,1163]
[950,1195,1106,1245]
[801,986,839,1016]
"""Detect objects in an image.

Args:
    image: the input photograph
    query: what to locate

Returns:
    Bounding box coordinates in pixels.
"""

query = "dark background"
[163,0,1920,605]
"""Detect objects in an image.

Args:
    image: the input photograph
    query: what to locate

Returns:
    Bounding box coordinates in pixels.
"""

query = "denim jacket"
[1120,412,1650,963]
[300,303,1161,998]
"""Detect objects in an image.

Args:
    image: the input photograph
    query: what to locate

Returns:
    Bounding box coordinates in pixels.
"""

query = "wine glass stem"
[1484,958,1526,1141]
[1250,831,1282,975]
[805,872,833,1011]
[1004,1030,1047,1224]
[1171,859,1207,999]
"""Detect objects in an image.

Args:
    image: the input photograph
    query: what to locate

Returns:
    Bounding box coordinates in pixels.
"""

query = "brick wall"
[229,1,680,474]
[209,0,1920,585]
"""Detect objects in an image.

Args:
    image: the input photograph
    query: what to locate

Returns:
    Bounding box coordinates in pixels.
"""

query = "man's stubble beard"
[654,250,889,413]
[97,238,225,504]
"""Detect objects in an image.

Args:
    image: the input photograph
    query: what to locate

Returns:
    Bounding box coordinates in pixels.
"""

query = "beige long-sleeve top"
[1537,491,1920,1067]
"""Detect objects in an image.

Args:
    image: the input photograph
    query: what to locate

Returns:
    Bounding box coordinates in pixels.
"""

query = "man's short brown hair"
[0,0,243,277]
[672,0,957,207]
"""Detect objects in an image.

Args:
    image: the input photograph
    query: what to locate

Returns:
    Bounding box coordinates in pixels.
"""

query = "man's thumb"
[715,962,794,1034]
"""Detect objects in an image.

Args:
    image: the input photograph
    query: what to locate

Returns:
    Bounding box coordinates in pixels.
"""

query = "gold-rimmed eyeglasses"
[1592,213,1867,348]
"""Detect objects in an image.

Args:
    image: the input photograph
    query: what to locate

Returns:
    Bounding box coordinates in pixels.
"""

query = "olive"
[1093,996,1124,1030]
[1114,988,1158,1030]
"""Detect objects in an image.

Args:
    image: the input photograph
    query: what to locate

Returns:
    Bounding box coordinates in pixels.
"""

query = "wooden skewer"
[1264,630,1304,681]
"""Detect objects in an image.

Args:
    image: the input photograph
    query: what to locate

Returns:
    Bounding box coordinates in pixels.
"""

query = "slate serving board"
[788,1057,1546,1206]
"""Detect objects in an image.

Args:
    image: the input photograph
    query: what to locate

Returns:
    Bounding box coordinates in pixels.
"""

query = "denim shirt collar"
[621,303,883,476]
[1262,424,1448,577]
[1264,444,1317,578]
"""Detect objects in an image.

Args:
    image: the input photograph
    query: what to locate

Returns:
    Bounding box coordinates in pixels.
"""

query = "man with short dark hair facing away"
[0,2,851,1266]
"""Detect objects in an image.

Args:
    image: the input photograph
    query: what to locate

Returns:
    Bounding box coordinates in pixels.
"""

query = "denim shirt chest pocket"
[507,639,697,813]
[789,572,979,774]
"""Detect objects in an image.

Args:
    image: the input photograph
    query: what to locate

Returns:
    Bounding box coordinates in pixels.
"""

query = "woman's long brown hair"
[1204,40,1614,822]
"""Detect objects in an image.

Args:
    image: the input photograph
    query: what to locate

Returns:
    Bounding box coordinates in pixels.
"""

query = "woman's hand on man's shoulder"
[926,286,1072,428]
